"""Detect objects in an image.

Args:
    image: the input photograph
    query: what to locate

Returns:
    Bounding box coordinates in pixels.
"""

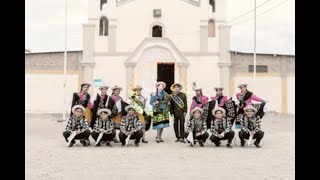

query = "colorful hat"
[212,107,226,116]
[237,83,248,88]
[131,85,143,91]
[192,82,200,91]
[244,105,257,113]
[80,82,91,87]
[99,85,110,90]
[191,107,203,115]
[71,105,86,114]
[97,108,112,116]
[170,83,183,91]
[155,81,166,88]
[111,85,123,91]
[125,105,135,112]
[213,86,224,90]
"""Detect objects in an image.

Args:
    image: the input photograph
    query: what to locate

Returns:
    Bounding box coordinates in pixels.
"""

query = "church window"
[208,20,215,37]
[99,17,109,36]
[209,0,215,12]
[249,65,268,73]
[152,25,162,37]
[100,0,107,11]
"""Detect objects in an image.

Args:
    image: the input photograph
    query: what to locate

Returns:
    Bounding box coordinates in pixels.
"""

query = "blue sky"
[25,0,295,55]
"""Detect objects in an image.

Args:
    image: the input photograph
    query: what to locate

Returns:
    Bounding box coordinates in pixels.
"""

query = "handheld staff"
[125,134,131,146]
[247,134,253,146]
[66,131,77,147]
[95,132,104,145]
[187,131,194,146]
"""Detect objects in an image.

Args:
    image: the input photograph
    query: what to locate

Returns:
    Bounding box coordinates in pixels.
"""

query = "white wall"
[186,56,220,113]
[96,36,109,52]
[25,74,79,113]
[287,76,295,114]
[233,77,282,113]
[93,56,128,99]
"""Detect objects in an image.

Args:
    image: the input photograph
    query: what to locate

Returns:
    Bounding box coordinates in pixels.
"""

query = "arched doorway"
[132,47,178,97]
[124,39,189,100]
[157,62,174,94]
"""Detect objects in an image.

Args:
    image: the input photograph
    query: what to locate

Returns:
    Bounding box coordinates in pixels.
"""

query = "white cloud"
[25,0,294,54]
[228,0,295,54]
[25,0,87,52]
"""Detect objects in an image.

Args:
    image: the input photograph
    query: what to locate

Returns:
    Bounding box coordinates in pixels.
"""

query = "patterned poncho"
[93,117,114,134]
[120,114,142,133]
[237,114,261,133]
[186,117,207,135]
[65,116,89,132]
[210,118,232,136]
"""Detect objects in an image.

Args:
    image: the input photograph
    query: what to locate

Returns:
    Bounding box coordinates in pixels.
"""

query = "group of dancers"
[63,81,267,148]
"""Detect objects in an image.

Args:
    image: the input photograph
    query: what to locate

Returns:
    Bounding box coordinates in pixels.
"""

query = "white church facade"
[82,0,232,101]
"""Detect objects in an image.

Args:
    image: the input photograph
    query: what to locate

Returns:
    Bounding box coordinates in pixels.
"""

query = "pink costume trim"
[236,92,262,107]
[189,96,209,112]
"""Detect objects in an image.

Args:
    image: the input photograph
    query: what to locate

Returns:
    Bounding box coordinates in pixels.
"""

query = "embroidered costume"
[184,107,209,147]
[63,105,91,147]
[70,91,93,123]
[150,88,171,130]
[91,108,116,146]
[209,107,235,148]
[110,86,129,129]
[169,83,188,142]
[91,85,118,128]
[118,105,143,146]
[128,92,151,131]
[238,106,264,148]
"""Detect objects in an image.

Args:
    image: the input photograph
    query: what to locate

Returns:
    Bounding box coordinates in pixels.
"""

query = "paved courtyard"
[26,113,294,180]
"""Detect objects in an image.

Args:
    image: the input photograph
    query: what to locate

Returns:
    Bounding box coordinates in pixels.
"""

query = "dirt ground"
[26,113,294,180]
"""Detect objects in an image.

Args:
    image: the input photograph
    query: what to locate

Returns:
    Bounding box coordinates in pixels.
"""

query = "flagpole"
[253,0,257,77]
[59,0,68,122]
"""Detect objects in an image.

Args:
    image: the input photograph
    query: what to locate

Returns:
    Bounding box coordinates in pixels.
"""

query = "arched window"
[99,17,108,36]
[208,20,215,37]
[209,0,215,12]
[152,25,162,37]
[100,0,107,11]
